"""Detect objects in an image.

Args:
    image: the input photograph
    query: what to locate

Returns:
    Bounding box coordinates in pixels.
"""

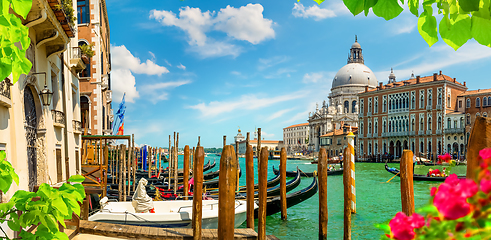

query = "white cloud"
[302,71,335,83]
[111,45,169,76]
[266,108,295,121]
[292,3,336,20]
[150,4,275,58]
[281,109,310,125]
[110,45,170,103]
[177,63,186,70]
[261,131,275,138]
[375,42,491,81]
[188,92,307,117]
[148,51,156,60]
[258,56,290,70]
[231,71,241,75]
[111,69,139,103]
[140,80,192,104]
[164,59,172,66]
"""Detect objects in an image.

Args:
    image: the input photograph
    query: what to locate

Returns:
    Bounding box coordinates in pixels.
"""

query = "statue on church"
[328,106,336,114]
[337,104,343,114]
[322,100,326,108]
[354,104,359,114]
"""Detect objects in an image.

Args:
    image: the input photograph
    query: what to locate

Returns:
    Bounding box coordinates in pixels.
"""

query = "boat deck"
[79,220,278,239]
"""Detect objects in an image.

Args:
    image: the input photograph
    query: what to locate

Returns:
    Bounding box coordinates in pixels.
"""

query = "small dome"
[351,41,361,49]
[332,63,378,89]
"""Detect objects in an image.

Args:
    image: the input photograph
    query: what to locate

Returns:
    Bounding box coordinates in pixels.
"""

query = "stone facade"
[283,123,309,154]
[320,125,358,158]
[78,0,112,135]
[459,89,491,147]
[357,71,469,161]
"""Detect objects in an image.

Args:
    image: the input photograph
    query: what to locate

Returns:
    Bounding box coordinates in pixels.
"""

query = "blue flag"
[113,93,126,135]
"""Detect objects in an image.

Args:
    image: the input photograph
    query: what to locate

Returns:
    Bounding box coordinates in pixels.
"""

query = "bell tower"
[348,35,364,64]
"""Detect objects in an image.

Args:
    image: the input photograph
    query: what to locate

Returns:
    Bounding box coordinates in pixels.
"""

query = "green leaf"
[7,217,20,231]
[313,0,324,4]
[0,176,12,193]
[471,16,491,47]
[0,151,5,161]
[418,6,439,47]
[52,196,69,216]
[375,223,391,232]
[459,0,480,12]
[63,196,80,216]
[68,175,85,183]
[11,0,33,19]
[43,215,58,233]
[37,183,52,199]
[372,0,404,20]
[54,231,70,240]
[343,0,365,15]
[408,0,419,16]
[439,14,471,50]
[364,0,379,16]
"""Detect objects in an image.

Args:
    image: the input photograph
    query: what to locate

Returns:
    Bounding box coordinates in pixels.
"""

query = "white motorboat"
[88,199,251,228]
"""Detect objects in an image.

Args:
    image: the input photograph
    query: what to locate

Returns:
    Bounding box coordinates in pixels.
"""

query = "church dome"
[332,63,378,89]
[331,37,378,89]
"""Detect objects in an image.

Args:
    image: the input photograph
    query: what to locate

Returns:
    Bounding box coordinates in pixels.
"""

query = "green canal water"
[175,154,467,239]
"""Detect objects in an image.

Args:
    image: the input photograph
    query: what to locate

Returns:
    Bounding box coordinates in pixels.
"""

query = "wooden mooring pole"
[258,146,268,240]
[104,145,108,197]
[223,135,226,148]
[184,145,190,200]
[347,132,356,213]
[467,116,491,179]
[168,135,172,190]
[148,146,152,179]
[218,145,238,240]
[280,147,287,220]
[318,148,328,240]
[343,147,351,240]
[400,150,415,216]
[175,132,179,195]
[193,146,204,240]
[118,145,123,201]
[132,134,136,192]
[245,134,254,228]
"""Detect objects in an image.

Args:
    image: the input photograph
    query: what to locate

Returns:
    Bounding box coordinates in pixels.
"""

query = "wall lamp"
[32,72,52,107]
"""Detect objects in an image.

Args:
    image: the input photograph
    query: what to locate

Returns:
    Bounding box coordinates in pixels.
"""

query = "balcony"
[418,130,424,135]
[70,47,86,73]
[51,110,66,128]
[73,120,82,134]
[436,105,442,110]
[409,131,415,136]
[436,129,442,135]
[0,79,12,108]
[426,105,432,111]
[47,0,75,38]
[106,90,112,103]
[366,133,372,138]
[367,112,372,117]
[445,128,465,134]
[426,130,432,135]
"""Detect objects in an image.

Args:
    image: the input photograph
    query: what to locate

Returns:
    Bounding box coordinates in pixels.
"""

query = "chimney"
[439,70,442,75]
[379,82,383,89]
[416,76,420,84]
[453,78,456,83]
[463,81,466,86]
[433,73,437,81]
[365,86,369,92]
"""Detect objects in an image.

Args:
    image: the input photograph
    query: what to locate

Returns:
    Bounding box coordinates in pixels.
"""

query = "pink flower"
[481,179,491,194]
[438,153,452,162]
[432,174,478,220]
[430,187,437,196]
[389,212,425,240]
[479,148,491,160]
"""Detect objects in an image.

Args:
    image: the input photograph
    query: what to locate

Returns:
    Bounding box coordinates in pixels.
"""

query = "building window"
[467,114,471,125]
[428,117,432,130]
[383,99,387,112]
[77,0,90,24]
[467,99,471,108]
[368,98,372,113]
[428,90,432,106]
[360,99,364,114]
[411,119,415,131]
[352,100,357,113]
[460,117,464,128]
[484,112,488,117]
[383,121,386,133]
[374,121,378,134]
[388,121,391,132]
[344,101,349,113]
[420,118,424,131]
[78,41,91,78]
[438,93,442,105]
[447,94,451,108]
[411,96,415,109]
[484,97,488,107]
[488,97,491,106]
[447,118,451,129]
[420,93,424,109]
[374,97,378,113]
[477,97,481,107]
[438,117,441,130]
[459,100,462,108]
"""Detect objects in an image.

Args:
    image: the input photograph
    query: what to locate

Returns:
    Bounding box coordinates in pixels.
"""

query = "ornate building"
[283,123,309,154]
[308,37,378,152]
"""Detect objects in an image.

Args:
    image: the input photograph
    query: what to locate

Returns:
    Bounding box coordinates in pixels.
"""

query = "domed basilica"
[308,37,378,152]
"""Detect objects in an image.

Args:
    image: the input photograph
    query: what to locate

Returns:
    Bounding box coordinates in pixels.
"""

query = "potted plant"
[80,43,95,63]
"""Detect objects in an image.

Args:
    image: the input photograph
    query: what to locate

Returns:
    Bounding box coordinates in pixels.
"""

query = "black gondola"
[236,169,301,198]
[273,165,343,177]
[134,160,214,178]
[384,164,465,182]
[206,170,281,195]
[254,175,318,217]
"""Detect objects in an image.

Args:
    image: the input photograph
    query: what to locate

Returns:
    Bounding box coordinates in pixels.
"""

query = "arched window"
[420,95,424,108]
[420,141,424,153]
[447,94,451,107]
[484,112,488,117]
[428,92,432,106]
[411,119,415,131]
[383,121,386,133]
[399,120,402,132]
[352,100,357,113]
[428,117,432,130]
[460,117,464,128]
[488,97,491,106]
[411,96,415,109]
[448,118,451,129]
[375,100,378,113]
[78,41,91,78]
[467,99,471,108]
[438,117,441,130]
[368,122,372,134]
[389,99,391,110]
[388,122,391,132]
[344,101,349,113]
[438,93,442,105]
[383,100,387,112]
[477,98,481,107]
[484,97,488,106]
[467,114,471,125]
[420,118,424,131]
[374,122,378,133]
[477,112,481,117]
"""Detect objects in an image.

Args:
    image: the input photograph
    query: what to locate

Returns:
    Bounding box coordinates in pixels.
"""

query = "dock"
[78,220,279,239]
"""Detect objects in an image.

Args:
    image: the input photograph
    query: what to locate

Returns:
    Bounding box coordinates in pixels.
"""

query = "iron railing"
[72,47,81,59]
[51,110,66,127]
[0,78,11,99]
[445,128,464,134]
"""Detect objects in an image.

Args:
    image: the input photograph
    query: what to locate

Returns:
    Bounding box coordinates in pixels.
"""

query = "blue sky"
[106,0,491,148]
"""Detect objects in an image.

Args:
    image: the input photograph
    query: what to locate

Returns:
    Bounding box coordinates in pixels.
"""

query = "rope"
[298,168,310,177]
[386,172,400,183]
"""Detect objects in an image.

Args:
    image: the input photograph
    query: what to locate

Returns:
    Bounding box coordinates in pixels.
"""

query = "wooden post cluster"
[174,132,178,195]
[400,150,415,216]
[132,134,136,192]
[318,148,328,240]
[168,135,172,190]
[343,147,352,240]
[118,145,123,202]
[258,146,268,240]
[280,147,287,220]
[245,132,254,229]
[192,146,205,240]
[218,145,238,240]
